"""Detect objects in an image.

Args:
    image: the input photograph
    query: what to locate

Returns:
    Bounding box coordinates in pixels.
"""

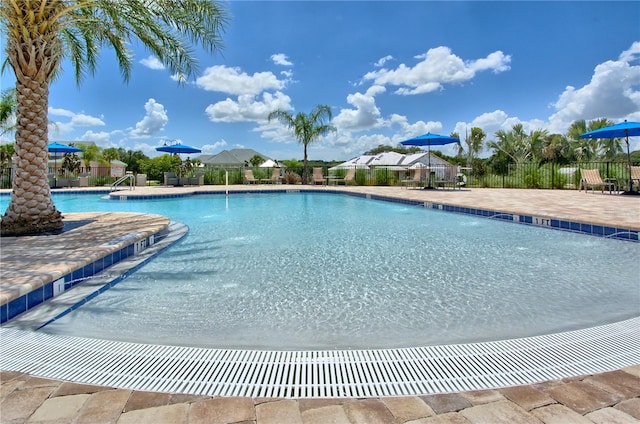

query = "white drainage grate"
[1,317,638,398]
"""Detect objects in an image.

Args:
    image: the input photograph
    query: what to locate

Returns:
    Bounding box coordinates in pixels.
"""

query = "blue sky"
[1,1,639,160]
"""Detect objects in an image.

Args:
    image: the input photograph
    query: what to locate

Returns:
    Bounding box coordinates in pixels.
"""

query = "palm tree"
[567,118,614,161]
[488,124,548,164]
[0,87,16,136]
[268,105,336,184]
[0,1,228,236]
[465,127,486,169]
[77,143,99,173]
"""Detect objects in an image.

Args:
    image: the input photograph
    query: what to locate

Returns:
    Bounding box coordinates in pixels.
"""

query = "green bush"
[375,169,389,185]
[523,168,542,189]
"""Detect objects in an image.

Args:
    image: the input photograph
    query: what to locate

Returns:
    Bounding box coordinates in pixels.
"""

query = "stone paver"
[27,393,91,422]
[117,403,188,424]
[530,404,592,424]
[615,398,640,420]
[545,380,622,415]
[499,385,556,411]
[75,389,131,424]
[188,397,256,424]
[420,393,473,414]
[382,396,435,421]
[585,406,639,424]
[585,370,640,399]
[123,390,171,412]
[407,412,470,424]
[0,386,56,423]
[460,389,505,406]
[459,400,542,424]
[51,382,110,397]
[255,399,302,424]
[343,399,396,424]
[300,404,351,424]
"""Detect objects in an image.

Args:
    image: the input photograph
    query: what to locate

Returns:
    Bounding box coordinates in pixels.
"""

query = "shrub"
[283,170,301,184]
[523,168,542,189]
[375,169,389,185]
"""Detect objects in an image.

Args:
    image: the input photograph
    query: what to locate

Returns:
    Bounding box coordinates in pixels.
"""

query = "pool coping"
[1,187,638,398]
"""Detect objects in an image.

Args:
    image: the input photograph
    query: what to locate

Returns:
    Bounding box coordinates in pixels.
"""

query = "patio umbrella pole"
[623,133,638,195]
[579,120,639,196]
[425,144,434,189]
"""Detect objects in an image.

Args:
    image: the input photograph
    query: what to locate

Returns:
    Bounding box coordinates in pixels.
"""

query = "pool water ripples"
[18,192,639,350]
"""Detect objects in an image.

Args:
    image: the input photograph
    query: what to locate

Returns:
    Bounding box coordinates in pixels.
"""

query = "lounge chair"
[188,173,204,186]
[435,166,461,190]
[401,167,424,189]
[244,169,259,184]
[312,167,326,185]
[579,168,617,194]
[329,168,356,185]
[264,168,282,184]
[164,171,178,186]
[631,166,640,190]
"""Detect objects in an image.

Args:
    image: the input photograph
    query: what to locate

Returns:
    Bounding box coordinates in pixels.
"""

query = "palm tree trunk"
[1,76,62,236]
[302,144,309,185]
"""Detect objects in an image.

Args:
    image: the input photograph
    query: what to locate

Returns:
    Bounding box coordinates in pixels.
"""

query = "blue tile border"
[1,230,168,324]
[105,189,639,242]
[342,191,638,242]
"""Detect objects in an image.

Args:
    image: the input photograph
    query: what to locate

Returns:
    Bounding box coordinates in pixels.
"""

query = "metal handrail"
[110,173,134,191]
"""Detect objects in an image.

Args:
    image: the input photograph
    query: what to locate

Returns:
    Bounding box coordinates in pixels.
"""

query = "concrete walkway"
[1,185,639,423]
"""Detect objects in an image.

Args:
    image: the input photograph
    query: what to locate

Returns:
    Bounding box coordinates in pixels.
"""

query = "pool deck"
[1,185,639,423]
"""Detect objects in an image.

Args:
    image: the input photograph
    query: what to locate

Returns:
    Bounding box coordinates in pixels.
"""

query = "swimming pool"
[7,192,638,350]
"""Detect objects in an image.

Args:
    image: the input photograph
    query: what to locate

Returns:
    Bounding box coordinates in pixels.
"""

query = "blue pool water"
[3,192,639,350]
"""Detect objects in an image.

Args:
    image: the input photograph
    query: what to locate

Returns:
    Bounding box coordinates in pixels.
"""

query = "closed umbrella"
[48,142,81,188]
[400,132,460,188]
[580,120,640,195]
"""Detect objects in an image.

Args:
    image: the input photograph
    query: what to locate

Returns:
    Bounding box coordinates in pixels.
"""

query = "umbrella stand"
[580,121,640,196]
[400,133,460,190]
[424,145,435,189]
[622,133,639,196]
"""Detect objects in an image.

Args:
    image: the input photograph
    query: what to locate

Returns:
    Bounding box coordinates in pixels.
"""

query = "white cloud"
[196,65,286,96]
[48,107,105,134]
[140,56,165,70]
[374,55,394,67]
[78,130,112,145]
[363,46,511,95]
[271,53,293,66]
[130,98,168,138]
[388,114,443,142]
[205,91,292,123]
[201,139,228,153]
[333,85,386,131]
[548,41,640,134]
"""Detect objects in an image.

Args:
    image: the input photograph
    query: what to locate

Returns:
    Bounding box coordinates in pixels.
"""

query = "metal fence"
[0,161,636,190]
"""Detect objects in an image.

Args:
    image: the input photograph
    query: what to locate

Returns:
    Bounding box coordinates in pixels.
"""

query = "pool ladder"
[110,173,135,191]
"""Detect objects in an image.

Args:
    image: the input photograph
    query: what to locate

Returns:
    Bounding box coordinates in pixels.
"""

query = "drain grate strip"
[1,317,639,398]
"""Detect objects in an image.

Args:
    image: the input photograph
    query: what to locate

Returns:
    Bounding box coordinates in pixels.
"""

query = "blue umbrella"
[156,142,202,155]
[580,120,640,195]
[156,142,202,180]
[48,142,82,187]
[401,132,460,188]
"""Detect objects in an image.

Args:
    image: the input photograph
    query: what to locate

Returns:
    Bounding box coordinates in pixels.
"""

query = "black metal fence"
[0,161,636,190]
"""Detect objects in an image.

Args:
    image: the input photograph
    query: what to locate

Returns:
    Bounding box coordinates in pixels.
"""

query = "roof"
[197,149,270,166]
[331,151,453,171]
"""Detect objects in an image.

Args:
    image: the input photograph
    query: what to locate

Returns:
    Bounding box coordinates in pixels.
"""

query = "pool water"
[4,192,639,350]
